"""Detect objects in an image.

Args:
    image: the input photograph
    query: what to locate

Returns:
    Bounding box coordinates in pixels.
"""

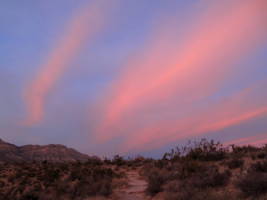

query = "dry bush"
[250,161,267,173]
[226,158,244,169]
[231,145,260,158]
[236,172,267,197]
[186,139,227,161]
[189,166,231,189]
[0,161,119,200]
[236,160,267,197]
[256,152,267,159]
[111,155,126,166]
[177,160,206,180]
[165,187,237,200]
[146,168,170,195]
[165,139,227,162]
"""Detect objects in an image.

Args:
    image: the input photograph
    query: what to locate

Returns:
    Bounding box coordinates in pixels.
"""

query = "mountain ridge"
[0,138,90,162]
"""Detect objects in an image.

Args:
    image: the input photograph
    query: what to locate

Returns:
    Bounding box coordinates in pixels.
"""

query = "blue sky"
[0,0,267,157]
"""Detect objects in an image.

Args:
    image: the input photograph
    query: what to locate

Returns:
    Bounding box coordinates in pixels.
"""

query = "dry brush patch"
[0,159,123,200]
[140,139,267,200]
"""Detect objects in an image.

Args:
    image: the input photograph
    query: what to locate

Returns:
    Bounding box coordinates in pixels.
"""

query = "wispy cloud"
[225,134,267,147]
[23,0,115,126]
[95,0,267,145]
[121,83,267,153]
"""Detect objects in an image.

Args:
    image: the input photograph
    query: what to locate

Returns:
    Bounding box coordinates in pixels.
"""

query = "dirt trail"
[112,169,149,200]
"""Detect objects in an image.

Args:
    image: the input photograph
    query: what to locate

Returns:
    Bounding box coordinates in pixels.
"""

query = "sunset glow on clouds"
[0,0,267,156]
[95,0,267,150]
[23,0,116,126]
[121,82,267,153]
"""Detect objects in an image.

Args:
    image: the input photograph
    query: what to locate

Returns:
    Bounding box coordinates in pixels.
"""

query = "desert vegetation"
[1,139,267,200]
[0,157,124,200]
[138,139,267,200]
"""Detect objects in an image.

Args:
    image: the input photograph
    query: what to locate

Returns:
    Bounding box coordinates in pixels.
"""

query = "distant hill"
[0,138,89,162]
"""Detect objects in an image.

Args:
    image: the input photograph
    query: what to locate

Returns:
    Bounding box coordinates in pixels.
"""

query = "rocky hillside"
[0,138,24,162]
[0,138,89,162]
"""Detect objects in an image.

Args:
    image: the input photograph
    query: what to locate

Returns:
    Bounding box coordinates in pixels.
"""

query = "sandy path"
[111,169,149,200]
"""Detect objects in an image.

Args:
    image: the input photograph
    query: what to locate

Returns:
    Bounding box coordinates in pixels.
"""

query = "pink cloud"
[119,79,267,153]
[225,134,267,147]
[23,1,115,126]
[95,0,267,144]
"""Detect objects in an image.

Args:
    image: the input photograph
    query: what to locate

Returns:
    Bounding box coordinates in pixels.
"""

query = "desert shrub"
[167,139,227,162]
[231,145,260,156]
[0,161,118,200]
[226,158,244,169]
[103,157,112,165]
[186,139,227,161]
[146,168,169,195]
[256,152,267,159]
[112,155,126,166]
[236,172,267,197]
[154,159,168,169]
[58,163,69,172]
[45,168,60,182]
[73,177,112,197]
[163,150,180,162]
[165,183,236,200]
[250,161,267,173]
[251,154,257,160]
[165,184,194,200]
[0,180,5,187]
[163,139,228,162]
[177,160,206,180]
[86,156,103,166]
[20,191,39,200]
[189,166,231,189]
[143,142,231,197]
[98,179,112,196]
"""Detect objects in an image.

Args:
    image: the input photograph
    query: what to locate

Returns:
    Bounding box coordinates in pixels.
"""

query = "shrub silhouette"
[185,139,227,161]
[237,172,267,197]
[226,158,244,169]
[189,166,231,189]
[250,161,267,173]
[146,169,166,195]
[112,155,126,166]
[165,139,227,162]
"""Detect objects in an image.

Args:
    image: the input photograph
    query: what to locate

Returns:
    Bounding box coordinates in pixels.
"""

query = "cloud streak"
[96,0,267,145]
[23,0,114,126]
[225,134,267,147]
[121,83,267,153]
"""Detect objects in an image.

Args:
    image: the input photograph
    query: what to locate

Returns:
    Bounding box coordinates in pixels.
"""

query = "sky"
[0,0,267,157]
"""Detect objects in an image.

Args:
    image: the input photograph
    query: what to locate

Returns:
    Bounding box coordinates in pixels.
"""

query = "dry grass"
[0,160,123,200]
